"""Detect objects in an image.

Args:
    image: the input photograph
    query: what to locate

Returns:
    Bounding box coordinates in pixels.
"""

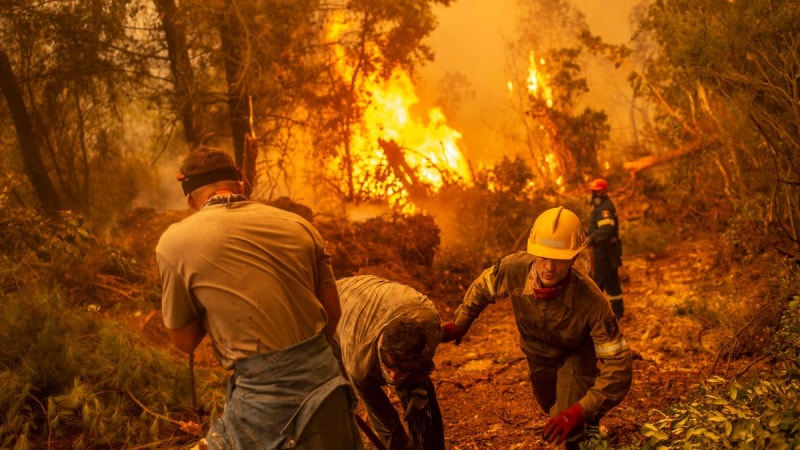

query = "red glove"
[441,321,466,345]
[542,403,585,444]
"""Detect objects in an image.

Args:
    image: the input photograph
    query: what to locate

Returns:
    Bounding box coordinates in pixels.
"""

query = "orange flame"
[325,13,471,213]
[526,51,553,108]
[528,53,562,186]
[507,50,562,188]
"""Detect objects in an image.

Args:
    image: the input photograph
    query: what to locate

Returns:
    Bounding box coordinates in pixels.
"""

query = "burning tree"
[309,6,470,214]
[510,48,609,188]
[506,0,610,189]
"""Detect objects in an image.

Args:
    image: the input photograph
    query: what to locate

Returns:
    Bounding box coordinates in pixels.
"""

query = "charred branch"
[378,138,429,200]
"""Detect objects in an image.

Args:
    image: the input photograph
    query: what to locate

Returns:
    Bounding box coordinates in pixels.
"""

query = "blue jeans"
[206,334,364,449]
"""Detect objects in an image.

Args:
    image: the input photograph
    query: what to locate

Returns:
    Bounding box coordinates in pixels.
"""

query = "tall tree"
[0,48,60,211]
[154,0,200,146]
[0,0,154,226]
[308,0,454,207]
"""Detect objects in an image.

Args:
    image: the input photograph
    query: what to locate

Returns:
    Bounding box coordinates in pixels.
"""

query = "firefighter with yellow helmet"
[441,207,633,449]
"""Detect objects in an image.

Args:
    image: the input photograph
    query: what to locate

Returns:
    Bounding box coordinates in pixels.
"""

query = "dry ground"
[353,236,769,449]
[131,223,768,449]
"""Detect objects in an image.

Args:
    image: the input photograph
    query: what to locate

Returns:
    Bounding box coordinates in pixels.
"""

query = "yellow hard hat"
[527,206,585,260]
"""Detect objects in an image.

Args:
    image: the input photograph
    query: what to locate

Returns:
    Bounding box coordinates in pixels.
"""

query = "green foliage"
[348,0,454,72]
[0,202,141,308]
[550,106,610,180]
[641,296,800,449]
[0,284,225,448]
[521,44,609,186]
[769,294,800,378]
[508,0,611,188]
[0,205,95,282]
[634,0,800,245]
[0,202,224,447]
[642,376,800,449]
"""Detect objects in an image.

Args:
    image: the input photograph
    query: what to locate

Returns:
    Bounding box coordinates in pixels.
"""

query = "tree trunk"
[0,48,61,211]
[379,138,428,201]
[154,0,200,146]
[218,4,250,169]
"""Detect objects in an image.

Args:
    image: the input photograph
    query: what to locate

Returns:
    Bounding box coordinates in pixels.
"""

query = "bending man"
[333,275,446,450]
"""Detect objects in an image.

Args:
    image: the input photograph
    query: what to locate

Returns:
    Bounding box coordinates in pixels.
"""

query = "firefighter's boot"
[564,421,601,450]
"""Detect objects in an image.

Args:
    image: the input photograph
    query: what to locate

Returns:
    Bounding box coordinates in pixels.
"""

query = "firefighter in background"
[333,275,446,450]
[441,207,633,449]
[586,178,625,318]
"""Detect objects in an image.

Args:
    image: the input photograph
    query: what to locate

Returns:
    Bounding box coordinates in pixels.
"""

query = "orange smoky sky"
[420,0,641,166]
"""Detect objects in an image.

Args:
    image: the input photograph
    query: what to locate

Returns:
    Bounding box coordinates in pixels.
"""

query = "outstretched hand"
[441,321,466,345]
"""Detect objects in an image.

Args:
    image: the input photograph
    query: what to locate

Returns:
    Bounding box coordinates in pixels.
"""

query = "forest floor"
[128,214,773,450]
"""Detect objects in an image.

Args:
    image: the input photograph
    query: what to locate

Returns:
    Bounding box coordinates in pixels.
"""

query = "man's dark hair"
[180,146,236,177]
[178,146,241,195]
[381,318,427,361]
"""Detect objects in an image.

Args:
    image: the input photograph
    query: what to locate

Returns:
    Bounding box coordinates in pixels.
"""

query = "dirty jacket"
[334,275,442,449]
[452,252,632,420]
[587,195,622,269]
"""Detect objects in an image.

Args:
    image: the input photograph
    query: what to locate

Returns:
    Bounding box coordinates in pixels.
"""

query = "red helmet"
[589,178,608,192]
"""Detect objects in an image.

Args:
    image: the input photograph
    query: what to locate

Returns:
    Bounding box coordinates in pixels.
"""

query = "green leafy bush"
[0,203,141,309]
[0,204,225,448]
[641,296,800,449]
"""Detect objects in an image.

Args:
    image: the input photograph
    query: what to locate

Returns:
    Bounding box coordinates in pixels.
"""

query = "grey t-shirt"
[157,201,336,369]
[333,275,443,449]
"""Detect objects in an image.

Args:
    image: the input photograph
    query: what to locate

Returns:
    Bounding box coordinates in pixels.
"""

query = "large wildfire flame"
[324,13,471,213]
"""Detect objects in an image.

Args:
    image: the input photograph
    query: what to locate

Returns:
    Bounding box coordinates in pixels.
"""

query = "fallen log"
[623,140,708,175]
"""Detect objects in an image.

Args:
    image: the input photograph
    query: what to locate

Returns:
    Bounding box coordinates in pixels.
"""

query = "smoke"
[419,0,641,167]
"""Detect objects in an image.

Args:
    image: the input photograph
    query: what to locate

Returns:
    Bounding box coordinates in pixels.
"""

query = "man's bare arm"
[317,284,342,343]
[166,318,207,354]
